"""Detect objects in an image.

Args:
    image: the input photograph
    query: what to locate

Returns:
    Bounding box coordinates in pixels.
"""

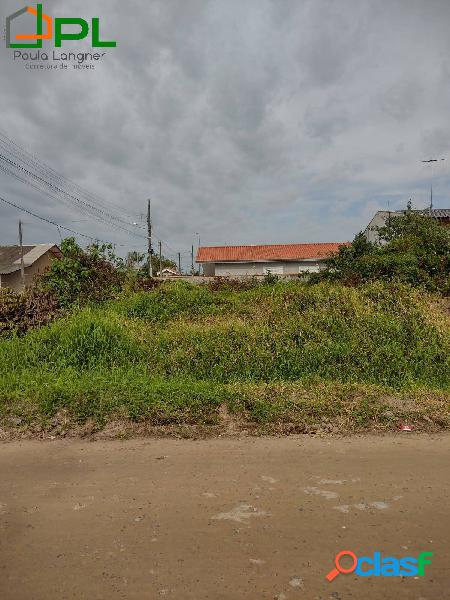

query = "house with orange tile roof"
[196,242,348,277]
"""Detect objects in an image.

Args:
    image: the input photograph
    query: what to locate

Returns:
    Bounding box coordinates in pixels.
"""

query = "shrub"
[313,210,450,294]
[0,307,146,375]
[0,287,59,336]
[39,237,126,307]
[113,281,226,323]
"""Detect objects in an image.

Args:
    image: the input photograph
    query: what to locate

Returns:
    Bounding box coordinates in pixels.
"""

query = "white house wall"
[364,210,407,243]
[210,260,322,276]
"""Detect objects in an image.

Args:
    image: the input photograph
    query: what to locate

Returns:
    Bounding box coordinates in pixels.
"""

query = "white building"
[364,209,450,243]
[196,243,347,277]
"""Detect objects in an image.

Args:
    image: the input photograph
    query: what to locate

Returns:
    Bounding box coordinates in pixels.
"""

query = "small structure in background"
[0,244,61,291]
[196,242,347,277]
[365,209,450,243]
[157,267,180,277]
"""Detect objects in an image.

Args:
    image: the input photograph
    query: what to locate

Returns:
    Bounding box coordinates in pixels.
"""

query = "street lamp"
[421,158,445,210]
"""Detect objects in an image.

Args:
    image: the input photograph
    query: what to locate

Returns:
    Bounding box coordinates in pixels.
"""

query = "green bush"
[0,308,146,372]
[113,281,227,322]
[39,237,126,307]
[313,210,450,293]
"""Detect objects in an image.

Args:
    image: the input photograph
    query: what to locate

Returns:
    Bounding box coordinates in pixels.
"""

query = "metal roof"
[428,209,450,218]
[0,244,61,275]
[0,264,21,275]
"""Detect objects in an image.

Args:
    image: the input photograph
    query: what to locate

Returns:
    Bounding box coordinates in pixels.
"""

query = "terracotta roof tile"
[196,242,348,263]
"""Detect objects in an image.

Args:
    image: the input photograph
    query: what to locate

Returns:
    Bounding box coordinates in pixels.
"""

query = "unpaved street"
[0,435,448,599]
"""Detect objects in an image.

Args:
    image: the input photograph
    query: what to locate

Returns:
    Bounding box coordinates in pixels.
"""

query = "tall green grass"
[1,280,449,428]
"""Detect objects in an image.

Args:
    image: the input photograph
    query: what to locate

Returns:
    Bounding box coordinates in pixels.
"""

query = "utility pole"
[191,245,194,275]
[178,252,181,274]
[147,199,153,277]
[18,220,25,289]
[158,241,162,277]
[195,232,201,275]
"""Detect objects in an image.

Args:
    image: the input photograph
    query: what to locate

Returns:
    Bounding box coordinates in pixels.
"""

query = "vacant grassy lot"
[1,281,449,435]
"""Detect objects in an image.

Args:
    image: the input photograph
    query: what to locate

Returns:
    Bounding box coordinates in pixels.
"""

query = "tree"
[126,251,146,270]
[39,238,125,306]
[312,210,450,294]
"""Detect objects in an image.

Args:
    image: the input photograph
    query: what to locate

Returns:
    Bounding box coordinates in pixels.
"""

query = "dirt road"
[0,435,448,599]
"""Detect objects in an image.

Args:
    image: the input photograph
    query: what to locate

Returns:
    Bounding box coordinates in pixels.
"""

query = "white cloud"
[1,0,449,268]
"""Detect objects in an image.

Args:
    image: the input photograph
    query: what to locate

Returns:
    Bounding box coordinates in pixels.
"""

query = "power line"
[0,132,151,239]
[0,158,181,254]
[0,131,180,253]
[0,130,143,223]
[0,163,146,243]
[0,151,148,239]
[0,145,177,249]
[0,194,118,243]
[0,147,141,229]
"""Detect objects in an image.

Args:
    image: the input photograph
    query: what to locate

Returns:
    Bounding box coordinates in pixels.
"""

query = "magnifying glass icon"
[326,550,358,581]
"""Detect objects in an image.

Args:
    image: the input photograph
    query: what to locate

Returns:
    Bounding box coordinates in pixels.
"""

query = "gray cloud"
[1,0,449,269]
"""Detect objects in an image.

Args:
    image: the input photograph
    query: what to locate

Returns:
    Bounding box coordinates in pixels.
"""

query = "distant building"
[157,267,180,277]
[0,244,62,291]
[365,209,450,243]
[196,243,347,277]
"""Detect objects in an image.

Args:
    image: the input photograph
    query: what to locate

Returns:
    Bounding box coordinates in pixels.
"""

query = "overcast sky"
[1,0,450,267]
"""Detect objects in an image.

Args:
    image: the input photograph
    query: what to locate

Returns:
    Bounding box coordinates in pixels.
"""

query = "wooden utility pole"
[158,241,162,277]
[18,220,25,288]
[191,245,194,275]
[196,234,201,276]
[147,199,153,277]
[178,252,181,274]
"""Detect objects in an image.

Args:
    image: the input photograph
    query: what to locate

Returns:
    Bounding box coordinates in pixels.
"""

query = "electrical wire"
[0,152,149,239]
[0,130,143,224]
[0,194,116,243]
[0,131,188,257]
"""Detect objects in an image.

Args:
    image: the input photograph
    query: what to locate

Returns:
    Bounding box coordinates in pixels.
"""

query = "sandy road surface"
[0,434,448,599]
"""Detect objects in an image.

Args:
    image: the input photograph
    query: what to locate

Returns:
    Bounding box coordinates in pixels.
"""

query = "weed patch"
[1,281,449,435]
